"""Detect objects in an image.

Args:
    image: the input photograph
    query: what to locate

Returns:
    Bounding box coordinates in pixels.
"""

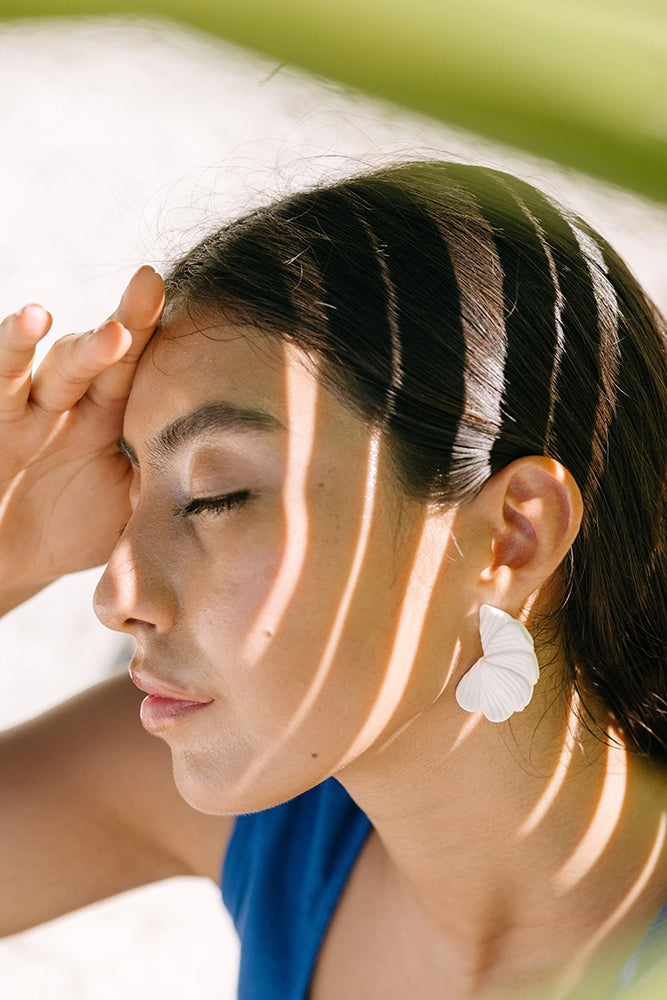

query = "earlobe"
[480,457,583,606]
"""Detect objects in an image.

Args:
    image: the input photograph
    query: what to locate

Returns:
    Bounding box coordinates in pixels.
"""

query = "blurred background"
[0,13,664,999]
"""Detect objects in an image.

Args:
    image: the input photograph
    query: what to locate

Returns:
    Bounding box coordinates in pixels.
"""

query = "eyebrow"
[118,402,284,467]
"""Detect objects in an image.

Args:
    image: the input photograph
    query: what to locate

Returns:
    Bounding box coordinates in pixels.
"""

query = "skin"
[0,271,231,938]
[93,314,456,815]
[0,266,164,611]
[93,311,667,998]
[1,285,667,997]
[0,272,231,937]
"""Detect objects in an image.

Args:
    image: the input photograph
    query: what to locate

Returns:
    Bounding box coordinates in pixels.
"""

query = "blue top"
[222,779,371,999]
[221,778,667,999]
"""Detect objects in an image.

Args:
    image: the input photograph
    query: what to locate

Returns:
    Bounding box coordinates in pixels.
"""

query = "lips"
[131,670,213,733]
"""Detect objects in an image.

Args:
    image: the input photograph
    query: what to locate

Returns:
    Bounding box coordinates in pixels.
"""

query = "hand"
[0,266,164,612]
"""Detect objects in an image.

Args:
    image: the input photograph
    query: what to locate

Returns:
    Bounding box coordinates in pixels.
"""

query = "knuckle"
[53,337,99,384]
[0,366,29,381]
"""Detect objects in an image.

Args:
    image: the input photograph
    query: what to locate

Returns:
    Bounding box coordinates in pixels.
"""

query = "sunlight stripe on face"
[281,432,380,733]
[234,432,381,793]
[242,347,319,665]
[345,506,456,757]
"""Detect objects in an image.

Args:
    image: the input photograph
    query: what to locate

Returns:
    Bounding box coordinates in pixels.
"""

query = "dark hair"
[164,161,667,759]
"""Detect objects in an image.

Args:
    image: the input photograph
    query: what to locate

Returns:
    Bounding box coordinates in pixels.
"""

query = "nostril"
[125,617,156,630]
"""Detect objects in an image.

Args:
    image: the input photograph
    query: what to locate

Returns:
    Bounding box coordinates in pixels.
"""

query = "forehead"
[123,313,369,464]
[126,315,303,439]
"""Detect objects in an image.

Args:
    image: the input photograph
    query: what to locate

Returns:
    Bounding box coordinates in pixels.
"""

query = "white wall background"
[0,16,664,999]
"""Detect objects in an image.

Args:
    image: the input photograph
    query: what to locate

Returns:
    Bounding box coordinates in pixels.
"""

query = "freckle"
[311,752,318,759]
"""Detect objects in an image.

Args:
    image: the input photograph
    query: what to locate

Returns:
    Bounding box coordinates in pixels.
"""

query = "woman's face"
[94,313,479,814]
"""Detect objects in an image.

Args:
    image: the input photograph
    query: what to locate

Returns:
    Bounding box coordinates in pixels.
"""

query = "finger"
[111,265,165,352]
[0,305,53,421]
[90,265,165,406]
[30,320,132,414]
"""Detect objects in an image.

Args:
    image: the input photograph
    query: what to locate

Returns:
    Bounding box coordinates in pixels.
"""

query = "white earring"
[455,605,539,723]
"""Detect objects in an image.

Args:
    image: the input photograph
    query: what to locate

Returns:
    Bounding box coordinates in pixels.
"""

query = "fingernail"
[17,303,46,319]
[87,320,111,338]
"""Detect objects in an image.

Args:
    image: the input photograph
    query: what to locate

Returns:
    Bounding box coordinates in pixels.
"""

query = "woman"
[0,162,665,998]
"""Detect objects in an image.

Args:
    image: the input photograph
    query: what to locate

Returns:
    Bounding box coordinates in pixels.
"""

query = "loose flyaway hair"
[164,161,667,759]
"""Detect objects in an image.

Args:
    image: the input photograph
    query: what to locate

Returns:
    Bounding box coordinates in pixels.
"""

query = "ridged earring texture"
[455,605,539,723]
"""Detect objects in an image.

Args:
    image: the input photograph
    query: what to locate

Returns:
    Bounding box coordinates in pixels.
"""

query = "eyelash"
[175,491,251,519]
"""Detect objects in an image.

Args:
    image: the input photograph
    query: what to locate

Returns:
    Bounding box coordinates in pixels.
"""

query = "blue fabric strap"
[222,778,371,1000]
[223,777,667,999]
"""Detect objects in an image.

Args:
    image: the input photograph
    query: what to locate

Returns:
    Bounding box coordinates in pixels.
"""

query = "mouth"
[130,670,213,733]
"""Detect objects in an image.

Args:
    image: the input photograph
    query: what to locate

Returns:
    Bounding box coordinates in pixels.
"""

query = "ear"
[476,457,583,613]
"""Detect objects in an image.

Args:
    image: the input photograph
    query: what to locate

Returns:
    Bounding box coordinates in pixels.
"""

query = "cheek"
[166,520,466,814]
[173,469,448,766]
[217,525,413,747]
[185,540,284,658]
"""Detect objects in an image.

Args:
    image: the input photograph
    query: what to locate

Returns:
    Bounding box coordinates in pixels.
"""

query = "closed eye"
[175,491,251,518]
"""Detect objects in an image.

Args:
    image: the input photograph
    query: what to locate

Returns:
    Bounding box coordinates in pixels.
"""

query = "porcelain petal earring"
[455,605,539,723]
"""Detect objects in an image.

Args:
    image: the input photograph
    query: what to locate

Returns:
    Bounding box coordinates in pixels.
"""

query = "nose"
[93,522,177,636]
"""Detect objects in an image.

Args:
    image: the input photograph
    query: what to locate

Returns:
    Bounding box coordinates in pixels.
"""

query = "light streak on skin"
[447,710,482,753]
[518,702,580,838]
[348,507,455,755]
[563,812,667,996]
[234,432,380,792]
[242,349,318,666]
[278,432,380,733]
[0,473,23,520]
[554,747,627,894]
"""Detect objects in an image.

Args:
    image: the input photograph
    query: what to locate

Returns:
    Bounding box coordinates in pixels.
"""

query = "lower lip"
[140,695,211,733]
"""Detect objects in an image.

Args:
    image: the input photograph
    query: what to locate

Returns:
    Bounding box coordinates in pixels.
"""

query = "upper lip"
[130,669,212,704]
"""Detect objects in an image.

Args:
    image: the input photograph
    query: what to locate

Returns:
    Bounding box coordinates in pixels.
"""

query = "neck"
[337,677,667,996]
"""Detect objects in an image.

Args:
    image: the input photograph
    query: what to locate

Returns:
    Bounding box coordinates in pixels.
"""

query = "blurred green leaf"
[1,0,665,199]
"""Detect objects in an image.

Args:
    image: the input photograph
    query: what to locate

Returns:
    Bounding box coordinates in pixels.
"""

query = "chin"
[168,746,241,815]
[169,743,328,816]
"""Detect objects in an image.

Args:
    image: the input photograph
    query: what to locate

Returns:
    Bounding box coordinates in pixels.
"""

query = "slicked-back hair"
[164,162,667,759]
